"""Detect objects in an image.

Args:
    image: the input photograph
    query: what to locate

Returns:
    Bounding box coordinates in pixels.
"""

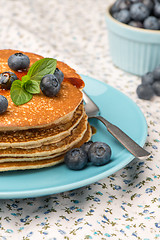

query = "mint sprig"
[23,80,40,94]
[10,80,32,106]
[28,58,57,82]
[10,58,57,105]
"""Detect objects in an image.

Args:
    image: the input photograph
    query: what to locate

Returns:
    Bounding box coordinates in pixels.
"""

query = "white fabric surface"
[0,0,160,239]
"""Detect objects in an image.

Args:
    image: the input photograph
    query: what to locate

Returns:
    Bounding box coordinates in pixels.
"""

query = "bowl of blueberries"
[106,0,160,76]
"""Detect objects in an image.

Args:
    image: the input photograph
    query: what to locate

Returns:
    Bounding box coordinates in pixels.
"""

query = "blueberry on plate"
[64,148,88,170]
[8,53,30,71]
[136,84,154,100]
[152,81,160,96]
[0,95,8,114]
[141,72,154,85]
[40,74,61,97]
[130,2,150,21]
[88,142,111,166]
[144,16,159,30]
[153,65,160,81]
[0,71,18,90]
[54,68,64,84]
[80,141,93,159]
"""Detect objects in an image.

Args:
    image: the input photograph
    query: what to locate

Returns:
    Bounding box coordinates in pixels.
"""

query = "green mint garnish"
[10,80,32,106]
[10,58,57,105]
[28,58,57,82]
[23,80,40,94]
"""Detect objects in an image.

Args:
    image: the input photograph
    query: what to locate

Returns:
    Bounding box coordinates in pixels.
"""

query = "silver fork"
[83,90,150,159]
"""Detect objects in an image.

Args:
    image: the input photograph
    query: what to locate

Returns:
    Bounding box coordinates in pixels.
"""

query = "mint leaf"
[10,80,32,106]
[27,58,57,82]
[24,80,40,94]
[21,75,31,87]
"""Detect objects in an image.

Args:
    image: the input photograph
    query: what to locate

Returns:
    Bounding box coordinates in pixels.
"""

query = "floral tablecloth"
[0,0,160,239]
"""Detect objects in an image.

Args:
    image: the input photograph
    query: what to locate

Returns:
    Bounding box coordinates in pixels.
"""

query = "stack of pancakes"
[0,49,91,171]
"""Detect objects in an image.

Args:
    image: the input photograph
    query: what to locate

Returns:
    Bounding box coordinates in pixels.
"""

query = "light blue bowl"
[106,5,160,76]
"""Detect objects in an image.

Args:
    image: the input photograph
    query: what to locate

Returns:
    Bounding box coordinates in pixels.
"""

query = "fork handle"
[95,116,150,159]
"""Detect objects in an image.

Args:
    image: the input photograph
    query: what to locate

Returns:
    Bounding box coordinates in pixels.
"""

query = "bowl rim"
[106,3,160,35]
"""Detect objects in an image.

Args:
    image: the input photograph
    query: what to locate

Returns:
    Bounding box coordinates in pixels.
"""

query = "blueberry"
[152,81,160,96]
[153,65,160,81]
[130,3,150,21]
[111,0,131,14]
[40,74,61,97]
[80,141,93,159]
[158,18,160,28]
[64,148,88,170]
[130,0,139,2]
[54,68,64,84]
[8,53,30,71]
[88,142,111,166]
[141,72,154,85]
[136,84,154,100]
[113,9,131,23]
[153,2,160,18]
[128,20,143,28]
[0,95,8,114]
[112,12,119,20]
[0,71,18,90]
[144,16,159,30]
[142,0,154,12]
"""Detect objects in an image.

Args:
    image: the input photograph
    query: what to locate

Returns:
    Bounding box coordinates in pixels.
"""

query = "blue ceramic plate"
[0,75,148,199]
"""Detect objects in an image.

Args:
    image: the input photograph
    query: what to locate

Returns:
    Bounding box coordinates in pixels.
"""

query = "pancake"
[0,124,91,171]
[0,49,43,80]
[0,102,84,148]
[0,49,84,131]
[0,49,84,88]
[0,113,88,157]
[0,81,83,131]
[0,49,92,171]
